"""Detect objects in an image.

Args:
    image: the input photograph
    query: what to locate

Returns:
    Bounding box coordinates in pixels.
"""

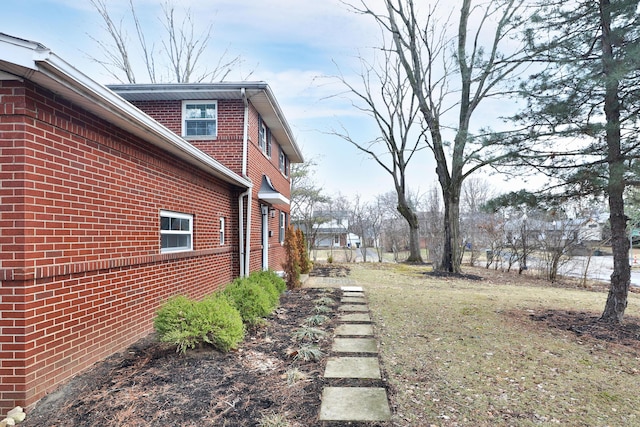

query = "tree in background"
[422,184,444,266]
[508,0,640,322]
[290,160,331,256]
[89,0,242,83]
[460,178,495,266]
[352,0,531,273]
[330,37,425,262]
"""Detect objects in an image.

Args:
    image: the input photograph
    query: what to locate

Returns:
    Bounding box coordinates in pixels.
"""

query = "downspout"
[239,88,252,277]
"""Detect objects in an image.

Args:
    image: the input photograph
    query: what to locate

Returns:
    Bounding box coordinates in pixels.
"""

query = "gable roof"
[108,83,304,164]
[0,33,252,189]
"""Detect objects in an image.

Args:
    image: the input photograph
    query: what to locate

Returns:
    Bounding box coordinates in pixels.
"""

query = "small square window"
[160,210,193,253]
[183,101,217,137]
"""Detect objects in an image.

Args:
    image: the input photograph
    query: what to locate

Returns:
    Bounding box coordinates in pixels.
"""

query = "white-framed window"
[219,217,225,245]
[259,118,267,151]
[266,131,272,158]
[279,147,288,176]
[182,101,217,138]
[279,211,286,243]
[160,210,193,253]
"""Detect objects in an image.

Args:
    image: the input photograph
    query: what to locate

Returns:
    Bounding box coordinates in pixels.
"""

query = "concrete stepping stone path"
[324,357,381,379]
[318,286,392,423]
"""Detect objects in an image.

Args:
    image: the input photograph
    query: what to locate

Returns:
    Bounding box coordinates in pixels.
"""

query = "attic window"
[183,101,217,138]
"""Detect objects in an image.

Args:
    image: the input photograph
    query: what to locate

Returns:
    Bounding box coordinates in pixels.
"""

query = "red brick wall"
[132,99,245,174]
[245,105,290,272]
[131,98,293,273]
[0,80,243,412]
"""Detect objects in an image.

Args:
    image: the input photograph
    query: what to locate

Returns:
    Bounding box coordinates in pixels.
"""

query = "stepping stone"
[339,304,369,312]
[320,387,391,421]
[343,298,364,304]
[343,291,364,297]
[341,286,363,292]
[340,313,371,322]
[333,338,377,353]
[324,357,381,379]
[335,324,373,336]
[341,296,366,304]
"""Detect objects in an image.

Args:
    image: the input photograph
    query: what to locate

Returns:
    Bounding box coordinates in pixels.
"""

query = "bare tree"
[329,35,425,262]
[423,184,444,266]
[89,0,241,83]
[290,161,330,258]
[378,191,409,261]
[351,0,529,273]
[460,177,495,266]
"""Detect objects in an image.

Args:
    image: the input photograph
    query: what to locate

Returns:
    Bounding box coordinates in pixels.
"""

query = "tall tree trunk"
[600,0,629,323]
[397,193,423,263]
[441,182,462,273]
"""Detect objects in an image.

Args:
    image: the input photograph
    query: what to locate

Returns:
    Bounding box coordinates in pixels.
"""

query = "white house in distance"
[308,211,360,248]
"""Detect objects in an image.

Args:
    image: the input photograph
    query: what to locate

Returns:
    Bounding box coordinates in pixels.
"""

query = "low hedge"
[154,294,244,353]
[154,270,287,353]
[223,278,275,326]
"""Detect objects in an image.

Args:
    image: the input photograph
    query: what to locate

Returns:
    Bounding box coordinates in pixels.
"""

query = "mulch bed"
[526,309,640,351]
[21,263,640,426]
[23,287,340,427]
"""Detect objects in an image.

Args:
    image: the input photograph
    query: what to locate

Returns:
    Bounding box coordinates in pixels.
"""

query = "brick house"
[0,33,302,412]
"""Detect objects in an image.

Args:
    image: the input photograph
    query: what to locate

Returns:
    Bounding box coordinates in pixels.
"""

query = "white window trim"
[160,210,193,253]
[220,217,225,246]
[259,120,267,151]
[182,100,218,139]
[279,211,286,244]
[279,147,288,177]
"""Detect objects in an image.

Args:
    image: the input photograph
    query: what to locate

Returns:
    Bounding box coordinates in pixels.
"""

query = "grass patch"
[349,263,640,426]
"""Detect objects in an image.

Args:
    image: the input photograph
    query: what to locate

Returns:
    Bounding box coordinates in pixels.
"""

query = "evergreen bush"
[154,294,244,353]
[223,278,275,325]
[249,270,286,308]
[283,225,302,289]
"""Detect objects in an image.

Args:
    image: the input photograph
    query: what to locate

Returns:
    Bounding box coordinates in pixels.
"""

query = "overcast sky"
[0,0,528,203]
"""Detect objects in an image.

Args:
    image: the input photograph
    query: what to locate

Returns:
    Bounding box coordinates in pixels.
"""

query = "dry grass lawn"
[348,263,640,427]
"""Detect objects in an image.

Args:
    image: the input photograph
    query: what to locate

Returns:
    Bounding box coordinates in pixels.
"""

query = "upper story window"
[160,210,193,253]
[259,118,267,151]
[258,116,273,158]
[279,147,289,176]
[266,131,272,158]
[183,101,217,138]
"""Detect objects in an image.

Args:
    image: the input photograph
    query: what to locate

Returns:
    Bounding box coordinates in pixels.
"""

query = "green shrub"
[251,270,286,293]
[248,270,285,308]
[154,294,244,354]
[223,278,275,326]
[198,295,245,352]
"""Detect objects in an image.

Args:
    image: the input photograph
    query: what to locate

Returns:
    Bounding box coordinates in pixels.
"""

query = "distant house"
[303,211,360,248]
[0,33,302,412]
[502,213,608,248]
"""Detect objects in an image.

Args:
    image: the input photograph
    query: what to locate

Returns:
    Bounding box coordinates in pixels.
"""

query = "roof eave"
[109,83,305,164]
[0,33,250,189]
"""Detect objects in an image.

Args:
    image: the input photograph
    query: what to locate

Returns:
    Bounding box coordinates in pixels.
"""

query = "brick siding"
[0,80,243,412]
[132,99,291,273]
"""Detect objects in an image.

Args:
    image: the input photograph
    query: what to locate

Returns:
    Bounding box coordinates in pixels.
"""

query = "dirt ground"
[23,287,341,427]
[21,264,640,426]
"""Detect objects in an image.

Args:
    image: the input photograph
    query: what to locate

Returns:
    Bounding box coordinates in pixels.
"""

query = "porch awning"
[258,175,289,205]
